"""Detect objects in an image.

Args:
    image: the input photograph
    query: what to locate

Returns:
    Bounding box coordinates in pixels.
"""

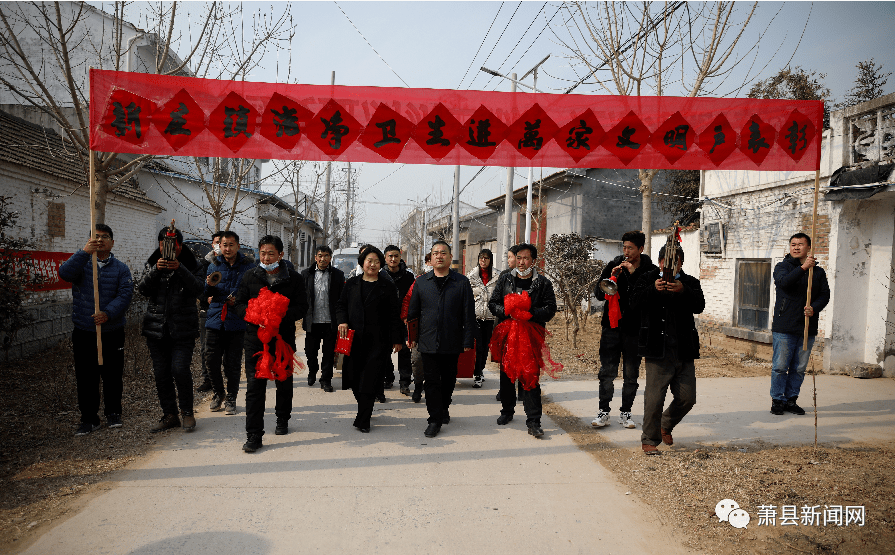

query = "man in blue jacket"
[770,233,830,416]
[407,241,477,438]
[59,224,134,436]
[204,231,254,415]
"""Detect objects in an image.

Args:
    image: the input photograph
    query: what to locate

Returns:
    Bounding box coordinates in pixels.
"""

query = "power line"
[333,1,410,88]
[490,4,564,92]
[481,2,548,90]
[466,1,523,90]
[456,2,505,89]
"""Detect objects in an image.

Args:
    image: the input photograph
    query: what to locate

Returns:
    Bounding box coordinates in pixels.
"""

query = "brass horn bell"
[207,271,222,286]
[599,276,618,296]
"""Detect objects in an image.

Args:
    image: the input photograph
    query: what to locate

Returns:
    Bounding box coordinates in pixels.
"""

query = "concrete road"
[21,362,697,555]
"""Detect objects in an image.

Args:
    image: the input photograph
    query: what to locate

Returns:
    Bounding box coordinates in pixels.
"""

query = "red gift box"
[335,329,355,356]
[457,340,476,379]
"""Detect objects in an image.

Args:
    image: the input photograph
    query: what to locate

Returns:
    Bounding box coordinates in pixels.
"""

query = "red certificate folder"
[406,318,419,345]
[335,329,355,355]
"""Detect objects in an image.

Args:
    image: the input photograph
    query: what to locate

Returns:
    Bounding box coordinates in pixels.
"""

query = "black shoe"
[376,393,387,403]
[243,433,263,452]
[75,422,101,437]
[412,388,422,403]
[528,423,545,438]
[358,426,370,433]
[785,397,806,415]
[442,410,450,425]
[424,423,441,438]
[307,375,317,387]
[320,381,334,393]
[383,380,394,390]
[209,394,224,412]
[495,392,502,402]
[106,414,123,429]
[771,399,785,415]
[400,385,411,396]
[497,414,513,425]
[275,419,288,435]
[197,380,213,393]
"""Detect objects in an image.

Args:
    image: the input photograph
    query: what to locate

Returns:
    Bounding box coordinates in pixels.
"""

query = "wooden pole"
[89,149,104,365]
[803,169,821,351]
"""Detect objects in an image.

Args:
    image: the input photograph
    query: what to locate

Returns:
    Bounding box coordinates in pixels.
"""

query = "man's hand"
[801,256,817,271]
[83,239,102,255]
[226,296,236,306]
[393,343,403,353]
[206,274,217,285]
[612,260,634,276]
[92,311,109,325]
[156,259,180,271]
[338,323,349,339]
[207,297,213,305]
[667,280,684,293]
[654,278,668,292]
[407,340,416,349]
[464,346,474,352]
[804,305,815,317]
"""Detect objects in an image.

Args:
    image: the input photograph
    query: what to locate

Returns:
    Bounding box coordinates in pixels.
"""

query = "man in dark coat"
[300,245,344,392]
[488,243,557,438]
[196,231,224,393]
[770,233,830,416]
[383,245,415,395]
[629,244,705,455]
[204,230,254,415]
[59,224,133,436]
[138,226,205,433]
[407,241,477,438]
[234,235,308,453]
[591,231,656,430]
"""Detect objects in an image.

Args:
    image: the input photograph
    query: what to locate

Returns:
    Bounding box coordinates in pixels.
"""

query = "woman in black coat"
[336,247,404,433]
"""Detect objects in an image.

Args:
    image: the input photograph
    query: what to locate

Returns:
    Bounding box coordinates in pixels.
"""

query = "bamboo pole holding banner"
[89,149,104,365]
[803,169,821,351]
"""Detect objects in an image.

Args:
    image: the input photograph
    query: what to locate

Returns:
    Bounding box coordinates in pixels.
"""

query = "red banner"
[89,69,823,171]
[3,250,74,291]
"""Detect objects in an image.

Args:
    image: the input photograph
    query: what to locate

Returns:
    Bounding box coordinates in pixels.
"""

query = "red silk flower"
[489,291,563,390]
[244,287,302,380]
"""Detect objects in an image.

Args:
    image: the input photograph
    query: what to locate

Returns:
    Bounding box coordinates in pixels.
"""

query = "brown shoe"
[642,444,660,456]
[181,411,196,432]
[151,414,180,433]
[660,427,673,446]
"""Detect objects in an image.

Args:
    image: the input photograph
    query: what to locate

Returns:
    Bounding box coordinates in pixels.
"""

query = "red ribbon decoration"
[489,291,563,391]
[244,287,299,381]
[604,276,622,329]
[89,69,823,172]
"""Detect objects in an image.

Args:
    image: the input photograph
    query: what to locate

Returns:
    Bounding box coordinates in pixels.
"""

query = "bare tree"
[560,1,790,254]
[748,66,833,127]
[843,58,891,107]
[540,233,605,348]
[0,1,293,223]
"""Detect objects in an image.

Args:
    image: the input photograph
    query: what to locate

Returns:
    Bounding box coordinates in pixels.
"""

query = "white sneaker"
[591,411,610,428]
[618,412,636,429]
[473,376,484,388]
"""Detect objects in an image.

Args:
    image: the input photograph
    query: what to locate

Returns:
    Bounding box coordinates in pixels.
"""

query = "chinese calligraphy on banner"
[89,69,823,171]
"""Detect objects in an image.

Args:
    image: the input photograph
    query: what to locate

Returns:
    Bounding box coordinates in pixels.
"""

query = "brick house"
[698,92,895,376]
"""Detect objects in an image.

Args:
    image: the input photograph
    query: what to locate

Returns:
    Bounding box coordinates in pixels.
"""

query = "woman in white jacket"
[466,249,497,388]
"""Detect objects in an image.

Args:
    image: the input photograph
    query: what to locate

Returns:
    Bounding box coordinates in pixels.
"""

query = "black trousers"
[475,320,495,377]
[348,336,390,428]
[198,310,209,384]
[206,329,245,397]
[421,353,459,424]
[146,336,195,415]
[500,366,542,425]
[305,322,337,383]
[244,343,294,437]
[72,327,125,425]
[597,328,642,413]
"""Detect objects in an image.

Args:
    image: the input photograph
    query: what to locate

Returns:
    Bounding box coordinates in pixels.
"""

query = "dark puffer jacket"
[204,252,254,331]
[594,254,656,335]
[629,269,705,360]
[386,260,415,300]
[59,250,134,332]
[407,270,477,354]
[771,255,830,336]
[488,269,558,327]
[138,247,205,340]
[234,261,308,351]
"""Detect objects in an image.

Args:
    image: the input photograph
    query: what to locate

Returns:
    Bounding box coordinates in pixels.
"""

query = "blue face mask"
[259,261,279,271]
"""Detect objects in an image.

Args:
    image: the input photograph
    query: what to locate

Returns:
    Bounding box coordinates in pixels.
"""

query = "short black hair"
[316,245,333,255]
[478,249,493,280]
[95,223,113,240]
[211,231,224,242]
[431,240,451,254]
[384,244,401,255]
[424,253,431,263]
[358,246,385,267]
[508,244,520,255]
[790,232,811,247]
[621,230,646,248]
[258,235,284,253]
[358,243,373,253]
[658,244,685,264]
[515,242,538,260]
[157,226,184,244]
[220,230,240,244]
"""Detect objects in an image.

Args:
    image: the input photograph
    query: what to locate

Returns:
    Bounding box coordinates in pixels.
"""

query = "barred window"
[735,259,771,330]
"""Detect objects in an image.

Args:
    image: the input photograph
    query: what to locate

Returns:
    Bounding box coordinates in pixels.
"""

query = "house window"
[47,202,65,237]
[735,259,771,330]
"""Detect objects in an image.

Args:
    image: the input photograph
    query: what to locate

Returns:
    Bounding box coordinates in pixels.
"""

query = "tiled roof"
[0,109,161,209]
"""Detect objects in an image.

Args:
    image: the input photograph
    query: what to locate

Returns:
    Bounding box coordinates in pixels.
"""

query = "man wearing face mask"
[234,235,308,452]
[196,231,224,393]
[138,226,206,433]
[204,231,253,415]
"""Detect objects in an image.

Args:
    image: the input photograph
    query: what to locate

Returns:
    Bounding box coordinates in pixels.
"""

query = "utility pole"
[503,74,517,269]
[345,162,352,245]
[322,70,335,246]
[451,166,461,269]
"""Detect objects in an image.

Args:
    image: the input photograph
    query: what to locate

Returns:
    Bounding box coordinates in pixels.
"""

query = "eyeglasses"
[95,234,111,240]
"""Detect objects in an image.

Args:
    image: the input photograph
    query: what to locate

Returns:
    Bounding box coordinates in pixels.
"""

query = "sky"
[116,1,895,245]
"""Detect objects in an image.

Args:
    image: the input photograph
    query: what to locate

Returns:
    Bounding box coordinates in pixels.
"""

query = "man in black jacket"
[630,245,704,455]
[384,245,415,395]
[592,231,656,430]
[407,241,477,438]
[138,227,205,433]
[196,231,224,393]
[300,245,344,393]
[488,243,558,438]
[234,236,308,452]
[770,233,830,416]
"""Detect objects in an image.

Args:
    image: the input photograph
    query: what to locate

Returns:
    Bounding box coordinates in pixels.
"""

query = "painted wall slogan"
[90,69,823,171]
